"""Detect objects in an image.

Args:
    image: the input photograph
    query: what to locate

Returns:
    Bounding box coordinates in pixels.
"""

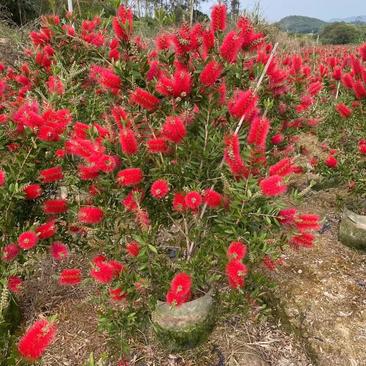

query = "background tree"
[320,22,362,44]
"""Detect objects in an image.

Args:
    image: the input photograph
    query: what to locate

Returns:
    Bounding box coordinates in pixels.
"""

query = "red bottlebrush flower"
[271,133,284,145]
[226,259,247,289]
[121,189,142,211]
[147,137,168,153]
[308,81,323,96]
[171,70,192,98]
[278,208,297,225]
[90,261,117,284]
[117,168,143,186]
[90,65,121,94]
[130,88,159,111]
[119,128,138,155]
[295,214,320,232]
[18,231,38,250]
[7,276,22,293]
[24,183,42,199]
[109,287,127,302]
[224,134,249,178]
[325,155,338,168]
[358,140,366,155]
[151,179,170,199]
[59,268,82,285]
[135,208,151,230]
[260,175,287,197]
[211,3,227,32]
[47,75,64,95]
[227,241,247,260]
[166,272,192,306]
[342,73,354,89]
[50,241,69,261]
[335,103,352,118]
[18,319,57,361]
[162,116,186,144]
[184,191,202,210]
[126,241,140,257]
[220,31,242,63]
[2,243,20,262]
[172,192,186,212]
[0,169,6,186]
[228,90,258,120]
[36,220,57,239]
[109,260,124,276]
[43,199,68,215]
[112,5,133,41]
[247,117,270,149]
[203,189,222,208]
[200,61,223,87]
[290,232,315,249]
[269,158,294,177]
[78,206,104,224]
[40,166,63,183]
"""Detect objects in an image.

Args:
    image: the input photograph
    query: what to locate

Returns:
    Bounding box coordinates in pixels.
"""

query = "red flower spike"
[162,116,186,144]
[126,241,140,257]
[18,231,38,250]
[109,287,127,302]
[78,206,104,224]
[119,128,138,155]
[40,166,63,183]
[203,189,222,208]
[259,175,287,197]
[43,199,68,215]
[200,61,223,87]
[226,259,248,289]
[147,137,168,154]
[325,155,338,168]
[7,276,23,293]
[2,243,20,262]
[59,269,82,285]
[0,169,6,186]
[17,319,57,361]
[117,168,143,187]
[290,232,315,249]
[295,214,320,232]
[130,88,159,112]
[269,158,294,177]
[173,192,186,212]
[36,220,57,239]
[151,179,170,199]
[335,103,352,118]
[166,272,192,306]
[50,242,69,261]
[211,4,227,32]
[278,208,297,225]
[184,191,202,210]
[227,241,247,260]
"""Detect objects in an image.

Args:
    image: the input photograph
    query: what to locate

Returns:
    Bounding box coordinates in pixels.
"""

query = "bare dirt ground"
[271,188,366,366]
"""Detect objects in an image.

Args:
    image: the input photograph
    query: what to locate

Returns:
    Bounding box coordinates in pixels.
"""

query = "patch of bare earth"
[270,188,366,366]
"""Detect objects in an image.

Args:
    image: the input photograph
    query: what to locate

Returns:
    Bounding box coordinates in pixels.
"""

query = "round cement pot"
[151,291,216,352]
[339,208,366,251]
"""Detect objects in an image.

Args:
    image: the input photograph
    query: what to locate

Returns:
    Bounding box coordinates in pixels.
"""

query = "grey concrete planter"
[339,208,366,251]
[151,291,216,352]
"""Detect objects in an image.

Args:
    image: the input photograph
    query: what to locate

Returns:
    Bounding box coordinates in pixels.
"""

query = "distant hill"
[329,16,366,24]
[276,16,327,34]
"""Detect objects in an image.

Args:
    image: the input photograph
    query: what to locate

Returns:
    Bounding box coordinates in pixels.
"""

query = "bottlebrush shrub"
[0,4,323,358]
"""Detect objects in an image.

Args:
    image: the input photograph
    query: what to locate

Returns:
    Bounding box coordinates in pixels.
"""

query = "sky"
[199,0,366,22]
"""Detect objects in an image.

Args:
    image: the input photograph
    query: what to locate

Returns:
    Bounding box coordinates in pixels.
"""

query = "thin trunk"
[189,0,194,25]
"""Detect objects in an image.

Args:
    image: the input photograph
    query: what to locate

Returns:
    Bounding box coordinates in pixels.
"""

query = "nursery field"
[0,3,365,366]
